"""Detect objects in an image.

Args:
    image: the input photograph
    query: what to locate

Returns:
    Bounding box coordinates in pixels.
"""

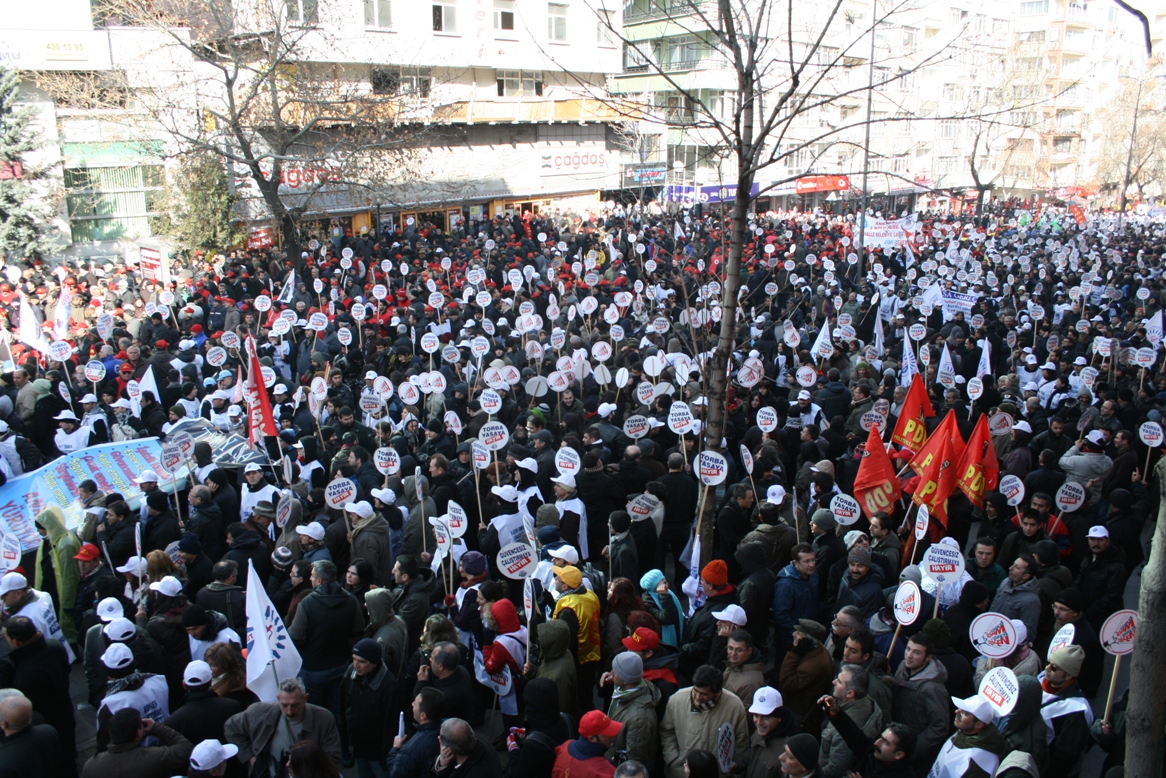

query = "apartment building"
[611,0,1152,211]
[8,0,624,257]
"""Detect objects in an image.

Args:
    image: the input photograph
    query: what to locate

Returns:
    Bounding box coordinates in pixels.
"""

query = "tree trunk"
[698,176,753,567]
[1125,456,1166,777]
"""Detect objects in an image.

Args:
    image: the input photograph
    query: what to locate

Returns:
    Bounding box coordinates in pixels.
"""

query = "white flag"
[132,364,159,419]
[53,287,72,341]
[674,220,685,240]
[17,294,51,355]
[1147,309,1163,350]
[977,338,992,379]
[900,338,918,387]
[278,269,296,304]
[873,309,885,357]
[938,343,955,377]
[245,559,301,703]
[810,320,832,360]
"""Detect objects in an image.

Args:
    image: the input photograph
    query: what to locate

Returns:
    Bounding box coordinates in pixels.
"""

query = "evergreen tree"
[158,152,243,255]
[0,65,60,260]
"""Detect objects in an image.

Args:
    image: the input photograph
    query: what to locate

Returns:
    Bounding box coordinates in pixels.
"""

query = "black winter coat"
[166,687,242,745]
[0,636,75,762]
[342,663,399,759]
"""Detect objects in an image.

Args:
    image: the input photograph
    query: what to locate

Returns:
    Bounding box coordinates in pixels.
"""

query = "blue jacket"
[771,562,819,643]
[386,720,441,778]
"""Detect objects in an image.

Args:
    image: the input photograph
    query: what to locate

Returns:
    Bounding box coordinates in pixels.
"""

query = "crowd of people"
[0,200,1157,778]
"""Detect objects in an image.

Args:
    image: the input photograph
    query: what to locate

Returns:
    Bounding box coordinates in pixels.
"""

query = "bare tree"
[1094,69,1166,208]
[81,0,450,264]
[581,0,982,564]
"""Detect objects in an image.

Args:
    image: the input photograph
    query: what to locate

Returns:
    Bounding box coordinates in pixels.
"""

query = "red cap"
[621,627,660,651]
[578,711,623,739]
[73,543,100,562]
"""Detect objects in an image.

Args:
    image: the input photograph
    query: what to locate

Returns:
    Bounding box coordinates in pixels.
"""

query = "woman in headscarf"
[640,568,683,647]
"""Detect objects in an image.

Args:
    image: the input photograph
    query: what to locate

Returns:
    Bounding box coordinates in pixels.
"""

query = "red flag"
[955,414,999,508]
[908,411,964,479]
[891,374,935,453]
[853,425,903,519]
[244,335,278,446]
[909,412,965,528]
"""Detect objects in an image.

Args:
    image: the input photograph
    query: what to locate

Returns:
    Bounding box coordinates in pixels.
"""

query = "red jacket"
[552,740,615,778]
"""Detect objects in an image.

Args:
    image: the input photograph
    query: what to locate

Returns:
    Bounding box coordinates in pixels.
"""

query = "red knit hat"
[701,560,728,587]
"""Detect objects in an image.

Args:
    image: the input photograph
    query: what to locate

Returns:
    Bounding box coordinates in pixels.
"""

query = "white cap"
[1074,356,1088,366]
[274,384,288,394]
[515,457,538,473]
[190,739,240,772]
[491,484,520,503]
[797,389,811,400]
[748,686,784,715]
[951,694,995,725]
[80,393,98,404]
[1023,382,1039,392]
[597,402,617,417]
[212,390,233,402]
[244,463,263,473]
[548,545,579,564]
[370,487,396,505]
[1012,420,1032,433]
[1041,362,1057,371]
[103,617,136,642]
[96,597,124,622]
[1024,354,1038,365]
[1010,618,1029,648]
[148,575,184,597]
[184,659,213,686]
[766,484,786,505]
[344,501,374,519]
[54,410,79,422]
[365,371,378,380]
[110,398,132,410]
[116,555,147,575]
[1086,430,1106,445]
[101,642,134,670]
[1087,525,1110,539]
[552,473,576,489]
[228,406,243,416]
[692,396,708,407]
[0,572,27,595]
[712,604,748,626]
[296,521,326,541]
[135,469,160,484]
[179,339,195,351]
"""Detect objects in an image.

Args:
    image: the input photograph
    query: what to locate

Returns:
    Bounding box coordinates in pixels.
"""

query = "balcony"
[1063,3,1090,26]
[623,0,715,24]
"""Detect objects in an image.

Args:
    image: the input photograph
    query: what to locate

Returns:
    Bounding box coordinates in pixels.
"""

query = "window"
[942,83,963,102]
[666,35,701,69]
[495,0,515,31]
[365,0,391,28]
[433,1,457,32]
[624,42,651,70]
[1054,137,1073,153]
[949,8,968,26]
[65,165,164,243]
[1019,0,1048,15]
[597,10,616,46]
[901,27,917,47]
[548,3,568,41]
[1016,30,1045,43]
[496,69,543,97]
[371,67,432,97]
[286,0,318,24]
[939,119,959,138]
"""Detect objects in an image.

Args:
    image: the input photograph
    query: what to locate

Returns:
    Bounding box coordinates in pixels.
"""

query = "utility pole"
[1119,78,1144,231]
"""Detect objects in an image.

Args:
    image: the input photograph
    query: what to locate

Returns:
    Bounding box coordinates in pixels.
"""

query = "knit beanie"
[786,733,819,771]
[611,651,644,684]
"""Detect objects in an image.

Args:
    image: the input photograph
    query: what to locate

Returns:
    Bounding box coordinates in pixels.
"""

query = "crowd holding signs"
[0,199,1156,778]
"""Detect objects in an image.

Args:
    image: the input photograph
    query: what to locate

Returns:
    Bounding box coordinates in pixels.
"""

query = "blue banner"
[0,438,188,551]
[663,183,761,204]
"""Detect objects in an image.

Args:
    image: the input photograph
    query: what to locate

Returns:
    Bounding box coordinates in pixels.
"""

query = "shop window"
[65,165,164,243]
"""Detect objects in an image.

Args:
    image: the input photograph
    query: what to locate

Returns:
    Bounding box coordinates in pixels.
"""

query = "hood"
[353,514,390,539]
[523,677,561,724]
[201,608,230,637]
[365,587,395,627]
[958,580,990,609]
[194,500,223,521]
[34,506,69,543]
[952,723,1010,756]
[490,598,521,634]
[613,679,662,710]
[310,580,354,609]
[229,529,264,550]
[735,542,768,575]
[895,655,949,688]
[995,751,1039,778]
[403,475,429,506]
[1000,675,1044,732]
[537,619,572,659]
